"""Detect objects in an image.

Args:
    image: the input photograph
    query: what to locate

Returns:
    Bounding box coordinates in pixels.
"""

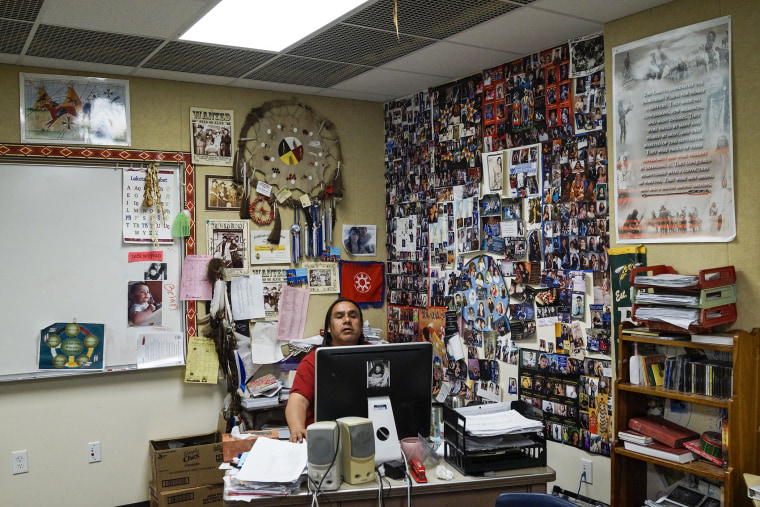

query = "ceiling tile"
[381,40,520,79]
[246,55,371,88]
[288,24,435,67]
[344,0,522,39]
[36,0,209,38]
[143,41,272,78]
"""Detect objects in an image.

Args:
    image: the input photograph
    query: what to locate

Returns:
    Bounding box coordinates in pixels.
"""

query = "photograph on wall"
[205,175,242,211]
[39,322,105,370]
[127,280,163,327]
[20,73,131,146]
[483,150,504,194]
[342,225,377,256]
[612,16,734,243]
[190,107,234,166]
[206,219,250,277]
[307,262,339,294]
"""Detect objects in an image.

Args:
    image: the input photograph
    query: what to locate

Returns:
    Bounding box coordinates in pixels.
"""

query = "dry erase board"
[0,157,195,381]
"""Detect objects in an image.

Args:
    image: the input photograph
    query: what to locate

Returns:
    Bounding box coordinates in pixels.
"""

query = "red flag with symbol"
[339,261,385,308]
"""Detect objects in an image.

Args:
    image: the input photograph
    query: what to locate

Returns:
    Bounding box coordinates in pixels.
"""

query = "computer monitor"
[314,342,433,440]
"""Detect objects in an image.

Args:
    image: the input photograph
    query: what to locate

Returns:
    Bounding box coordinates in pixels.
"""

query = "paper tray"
[442,401,546,475]
[632,303,737,333]
[630,265,736,291]
[630,284,736,309]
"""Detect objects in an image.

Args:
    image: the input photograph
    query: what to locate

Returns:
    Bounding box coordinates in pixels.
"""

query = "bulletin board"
[0,144,197,381]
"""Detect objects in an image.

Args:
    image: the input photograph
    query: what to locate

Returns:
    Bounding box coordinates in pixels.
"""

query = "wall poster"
[612,16,734,243]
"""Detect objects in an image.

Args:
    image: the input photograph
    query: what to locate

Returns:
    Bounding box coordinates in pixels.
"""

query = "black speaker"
[306,421,341,491]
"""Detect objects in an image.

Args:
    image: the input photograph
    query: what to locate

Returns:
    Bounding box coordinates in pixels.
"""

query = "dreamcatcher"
[235,100,343,262]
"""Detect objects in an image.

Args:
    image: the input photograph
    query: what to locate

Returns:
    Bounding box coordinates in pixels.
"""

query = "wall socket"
[11,450,28,475]
[581,458,593,484]
[88,441,101,463]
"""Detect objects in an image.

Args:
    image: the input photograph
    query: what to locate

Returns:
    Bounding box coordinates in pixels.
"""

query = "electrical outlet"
[88,442,101,463]
[581,458,593,484]
[11,450,28,475]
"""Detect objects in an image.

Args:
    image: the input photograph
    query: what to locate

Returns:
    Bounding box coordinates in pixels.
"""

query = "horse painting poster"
[612,17,734,243]
[20,73,131,146]
[190,107,234,166]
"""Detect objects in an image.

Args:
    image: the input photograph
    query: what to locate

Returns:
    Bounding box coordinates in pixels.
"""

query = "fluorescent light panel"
[180,0,367,52]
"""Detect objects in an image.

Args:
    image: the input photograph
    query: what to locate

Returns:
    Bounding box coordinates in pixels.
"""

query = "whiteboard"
[0,161,186,381]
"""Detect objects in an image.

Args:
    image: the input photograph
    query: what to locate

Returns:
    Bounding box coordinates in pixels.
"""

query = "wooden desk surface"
[223,464,556,506]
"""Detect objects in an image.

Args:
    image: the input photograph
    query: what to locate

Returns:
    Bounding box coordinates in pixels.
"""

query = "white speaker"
[336,416,375,485]
[307,421,341,491]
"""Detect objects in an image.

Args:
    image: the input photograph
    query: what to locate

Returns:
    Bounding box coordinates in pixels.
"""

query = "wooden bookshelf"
[612,325,760,507]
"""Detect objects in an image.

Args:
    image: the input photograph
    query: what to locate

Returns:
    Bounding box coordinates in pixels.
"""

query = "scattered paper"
[136,332,185,369]
[184,335,219,384]
[251,322,284,364]
[276,286,310,342]
[180,255,214,300]
[236,437,307,483]
[231,274,266,320]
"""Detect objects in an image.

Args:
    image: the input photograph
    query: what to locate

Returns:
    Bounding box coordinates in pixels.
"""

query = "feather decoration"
[331,161,344,198]
[239,162,251,219]
[267,202,282,245]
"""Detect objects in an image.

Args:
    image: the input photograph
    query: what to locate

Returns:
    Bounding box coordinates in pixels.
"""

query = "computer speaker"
[336,416,375,485]
[306,421,341,491]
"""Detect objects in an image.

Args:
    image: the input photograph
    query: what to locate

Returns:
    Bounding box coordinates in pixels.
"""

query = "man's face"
[328,301,362,346]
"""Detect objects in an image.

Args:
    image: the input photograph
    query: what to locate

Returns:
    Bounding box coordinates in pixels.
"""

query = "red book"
[628,416,699,448]
[682,438,723,467]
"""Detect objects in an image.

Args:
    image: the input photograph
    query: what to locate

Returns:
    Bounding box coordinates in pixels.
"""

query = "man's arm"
[285,393,310,443]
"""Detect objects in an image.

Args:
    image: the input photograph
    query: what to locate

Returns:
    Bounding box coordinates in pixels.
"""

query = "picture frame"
[190,107,234,166]
[205,175,243,211]
[20,73,131,146]
[206,219,250,277]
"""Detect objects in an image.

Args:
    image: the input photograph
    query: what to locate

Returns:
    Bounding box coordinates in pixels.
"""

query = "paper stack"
[224,438,307,498]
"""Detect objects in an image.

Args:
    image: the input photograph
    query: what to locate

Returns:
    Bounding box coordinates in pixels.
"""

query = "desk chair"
[495,492,577,506]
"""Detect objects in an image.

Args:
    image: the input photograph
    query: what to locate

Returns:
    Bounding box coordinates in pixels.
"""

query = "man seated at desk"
[285,298,366,443]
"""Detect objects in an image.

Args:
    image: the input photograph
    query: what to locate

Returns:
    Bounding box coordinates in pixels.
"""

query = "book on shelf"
[617,429,654,445]
[689,333,733,346]
[628,415,699,448]
[622,440,695,463]
[246,373,279,394]
[643,353,667,386]
[681,438,723,467]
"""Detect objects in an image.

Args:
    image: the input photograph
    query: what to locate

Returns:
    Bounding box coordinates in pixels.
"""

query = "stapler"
[409,458,427,483]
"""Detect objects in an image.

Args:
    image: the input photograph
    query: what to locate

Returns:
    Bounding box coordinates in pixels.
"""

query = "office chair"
[495,492,577,506]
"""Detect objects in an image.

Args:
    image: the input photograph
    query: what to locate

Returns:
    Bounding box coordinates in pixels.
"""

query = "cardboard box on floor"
[150,432,224,491]
[149,481,223,507]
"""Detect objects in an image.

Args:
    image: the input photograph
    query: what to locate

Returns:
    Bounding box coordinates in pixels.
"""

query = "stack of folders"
[622,416,699,464]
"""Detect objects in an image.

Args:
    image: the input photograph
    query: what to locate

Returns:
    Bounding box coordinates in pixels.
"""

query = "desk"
[223,465,556,506]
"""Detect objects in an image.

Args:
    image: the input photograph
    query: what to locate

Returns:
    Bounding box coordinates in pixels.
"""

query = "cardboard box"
[222,429,279,462]
[149,481,223,507]
[150,432,224,491]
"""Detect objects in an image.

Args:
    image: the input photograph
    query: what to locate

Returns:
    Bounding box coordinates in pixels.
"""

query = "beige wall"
[1,0,758,504]
[0,65,385,506]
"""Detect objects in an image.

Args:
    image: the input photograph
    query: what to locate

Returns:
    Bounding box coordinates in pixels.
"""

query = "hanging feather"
[331,161,344,198]
[267,202,282,245]
[393,0,399,40]
[239,162,251,219]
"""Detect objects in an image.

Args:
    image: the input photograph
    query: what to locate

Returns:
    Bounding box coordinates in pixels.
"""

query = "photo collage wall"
[384,35,612,456]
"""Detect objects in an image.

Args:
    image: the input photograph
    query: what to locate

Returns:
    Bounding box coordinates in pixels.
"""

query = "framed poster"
[205,175,242,211]
[206,220,250,277]
[191,107,234,166]
[20,73,131,146]
[612,16,734,243]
